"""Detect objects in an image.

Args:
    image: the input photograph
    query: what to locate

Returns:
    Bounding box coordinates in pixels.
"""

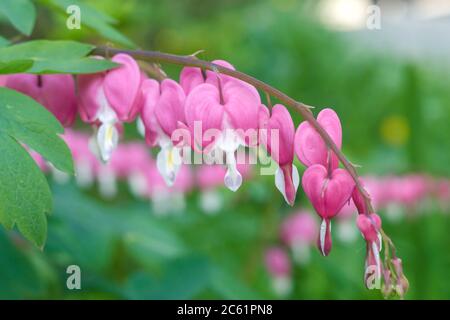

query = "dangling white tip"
[223,150,242,192]
[319,218,327,256]
[372,241,382,281]
[224,165,242,192]
[292,165,300,191]
[156,144,182,187]
[136,116,146,137]
[97,122,118,163]
[274,165,299,205]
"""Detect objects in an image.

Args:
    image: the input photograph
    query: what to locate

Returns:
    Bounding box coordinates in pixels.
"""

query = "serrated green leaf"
[0,59,34,74]
[0,87,74,174]
[0,40,118,74]
[0,134,50,248]
[48,0,135,48]
[0,0,36,36]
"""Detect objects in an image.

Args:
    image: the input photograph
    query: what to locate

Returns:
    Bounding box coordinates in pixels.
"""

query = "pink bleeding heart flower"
[356,213,383,289]
[302,164,355,256]
[152,79,186,186]
[295,108,342,171]
[140,77,187,187]
[77,54,143,162]
[264,247,292,297]
[183,79,260,192]
[3,74,77,127]
[259,104,299,205]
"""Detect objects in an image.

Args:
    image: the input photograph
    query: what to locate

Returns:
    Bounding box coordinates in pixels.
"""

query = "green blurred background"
[1,0,449,299]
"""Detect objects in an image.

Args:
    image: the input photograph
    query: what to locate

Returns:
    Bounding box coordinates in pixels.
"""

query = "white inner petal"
[156,142,182,187]
[223,150,242,192]
[274,165,287,202]
[319,218,327,256]
[97,122,119,163]
[377,232,382,252]
[372,241,382,281]
[136,116,146,137]
[97,88,118,124]
[94,89,119,163]
[292,165,300,192]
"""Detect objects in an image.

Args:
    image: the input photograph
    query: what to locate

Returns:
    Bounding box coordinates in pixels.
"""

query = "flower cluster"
[1,54,347,210]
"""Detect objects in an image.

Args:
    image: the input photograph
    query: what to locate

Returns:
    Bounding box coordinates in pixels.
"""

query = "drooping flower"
[77,54,143,162]
[356,213,383,289]
[140,78,187,186]
[183,77,260,191]
[264,247,292,297]
[3,74,77,127]
[259,104,299,205]
[302,164,355,256]
[294,108,342,171]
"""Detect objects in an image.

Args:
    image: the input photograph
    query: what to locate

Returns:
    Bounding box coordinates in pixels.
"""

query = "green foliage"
[0,40,117,74]
[44,0,135,48]
[0,0,36,36]
[0,87,74,247]
[0,134,50,248]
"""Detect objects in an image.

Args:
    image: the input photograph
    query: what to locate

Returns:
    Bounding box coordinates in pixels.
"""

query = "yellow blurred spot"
[167,149,174,170]
[380,115,410,146]
[106,125,114,143]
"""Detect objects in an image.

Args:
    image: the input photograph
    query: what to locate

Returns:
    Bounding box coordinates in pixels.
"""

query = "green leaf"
[0,36,10,48]
[0,134,50,248]
[48,0,135,48]
[0,40,118,74]
[0,59,34,74]
[0,87,74,174]
[0,0,36,35]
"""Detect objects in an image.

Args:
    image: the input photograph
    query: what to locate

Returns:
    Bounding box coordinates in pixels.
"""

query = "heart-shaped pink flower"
[302,164,355,255]
[4,74,77,127]
[154,79,186,138]
[259,104,298,205]
[295,108,342,170]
